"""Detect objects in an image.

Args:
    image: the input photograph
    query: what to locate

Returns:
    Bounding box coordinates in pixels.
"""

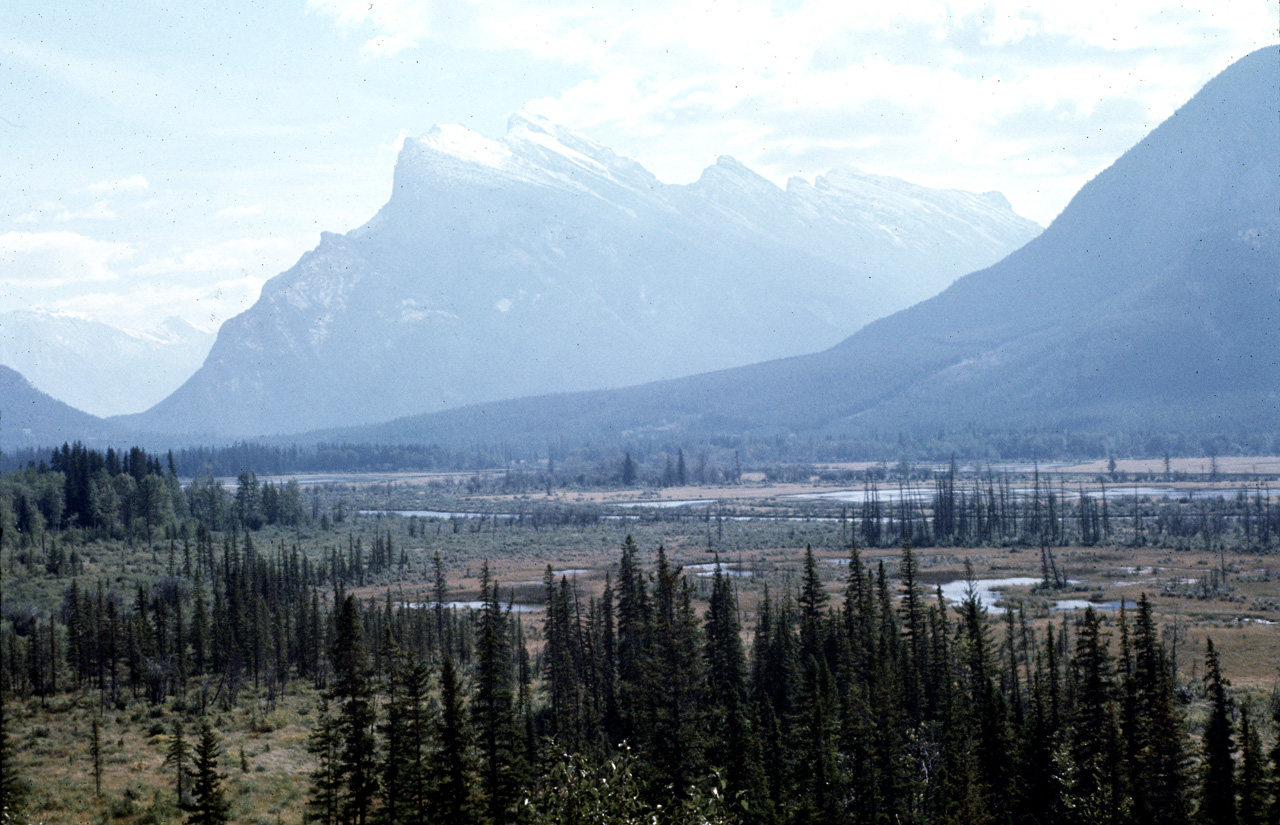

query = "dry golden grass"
[11,688,320,825]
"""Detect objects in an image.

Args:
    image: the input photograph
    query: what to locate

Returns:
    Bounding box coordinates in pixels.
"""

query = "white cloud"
[0,232,287,329]
[306,0,430,55]
[54,200,118,222]
[309,0,1273,222]
[52,273,266,332]
[132,237,295,276]
[0,231,132,289]
[216,204,265,218]
[87,174,149,196]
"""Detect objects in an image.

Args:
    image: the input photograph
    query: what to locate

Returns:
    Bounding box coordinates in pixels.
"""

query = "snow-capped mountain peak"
[126,114,1041,437]
[0,311,214,416]
[418,123,515,171]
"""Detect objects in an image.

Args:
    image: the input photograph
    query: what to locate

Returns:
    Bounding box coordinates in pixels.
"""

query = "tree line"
[7,533,1268,824]
[293,540,1280,825]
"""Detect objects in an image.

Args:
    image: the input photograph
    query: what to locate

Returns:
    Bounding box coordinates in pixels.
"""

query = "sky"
[0,0,1275,332]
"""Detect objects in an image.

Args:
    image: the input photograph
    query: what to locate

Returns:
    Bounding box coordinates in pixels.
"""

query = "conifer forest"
[3,443,1280,825]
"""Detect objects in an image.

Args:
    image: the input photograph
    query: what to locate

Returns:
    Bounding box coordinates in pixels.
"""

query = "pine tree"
[188,719,229,825]
[433,652,485,825]
[329,594,379,825]
[1201,639,1237,825]
[473,563,521,823]
[381,641,434,825]
[306,697,343,825]
[164,717,190,808]
[1238,704,1266,825]
[1065,607,1126,825]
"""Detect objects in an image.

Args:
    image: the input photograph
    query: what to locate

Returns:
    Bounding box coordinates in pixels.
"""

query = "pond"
[402,600,538,612]
[938,577,1119,614]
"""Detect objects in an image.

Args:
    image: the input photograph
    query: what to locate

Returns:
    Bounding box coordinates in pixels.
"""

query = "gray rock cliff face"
[125,113,1039,437]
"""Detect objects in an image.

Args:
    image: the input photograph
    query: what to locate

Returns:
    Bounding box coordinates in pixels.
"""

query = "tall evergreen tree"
[1127,594,1190,825]
[188,720,229,825]
[704,561,769,822]
[1238,704,1266,825]
[643,548,707,795]
[473,563,522,823]
[381,640,434,825]
[797,545,827,664]
[434,651,485,825]
[329,594,379,825]
[164,717,190,809]
[1065,607,1127,825]
[1201,639,1237,825]
[615,535,649,743]
[307,696,343,825]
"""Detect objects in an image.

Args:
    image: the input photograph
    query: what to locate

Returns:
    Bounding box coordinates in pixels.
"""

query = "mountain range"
[0,311,214,417]
[5,48,1274,456]
[116,114,1039,438]
[315,46,1280,452]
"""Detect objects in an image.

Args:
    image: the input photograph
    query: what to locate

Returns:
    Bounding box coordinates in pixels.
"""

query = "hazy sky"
[1,1,1274,331]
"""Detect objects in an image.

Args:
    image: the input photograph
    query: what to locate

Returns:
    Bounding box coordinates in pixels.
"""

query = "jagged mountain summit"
[0,311,214,417]
[320,46,1280,450]
[123,114,1039,437]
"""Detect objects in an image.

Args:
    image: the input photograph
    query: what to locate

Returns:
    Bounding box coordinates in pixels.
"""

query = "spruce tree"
[381,641,434,825]
[330,594,379,825]
[1065,607,1126,824]
[798,545,827,663]
[433,651,485,825]
[189,719,229,825]
[1127,594,1190,825]
[1238,704,1266,825]
[614,535,649,743]
[642,548,707,796]
[1201,639,1237,825]
[473,564,521,823]
[306,697,343,825]
[164,717,189,808]
[705,562,769,822]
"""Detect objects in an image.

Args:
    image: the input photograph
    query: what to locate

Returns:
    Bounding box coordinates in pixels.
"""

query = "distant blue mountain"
[316,46,1280,450]
[0,312,213,417]
[120,114,1038,438]
[0,366,120,449]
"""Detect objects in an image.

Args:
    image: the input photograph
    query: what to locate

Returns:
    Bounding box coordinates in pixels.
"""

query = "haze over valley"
[2,12,1280,825]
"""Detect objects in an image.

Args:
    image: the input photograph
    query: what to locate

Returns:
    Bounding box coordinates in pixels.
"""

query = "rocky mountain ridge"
[122,113,1040,438]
